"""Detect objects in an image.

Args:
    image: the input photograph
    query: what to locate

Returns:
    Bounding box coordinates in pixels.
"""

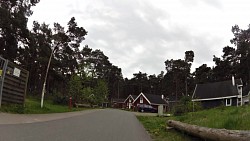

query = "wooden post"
[167,120,250,141]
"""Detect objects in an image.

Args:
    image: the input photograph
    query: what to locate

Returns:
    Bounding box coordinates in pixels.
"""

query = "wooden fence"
[0,58,29,107]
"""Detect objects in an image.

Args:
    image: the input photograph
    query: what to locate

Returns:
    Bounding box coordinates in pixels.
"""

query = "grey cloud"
[68,0,224,78]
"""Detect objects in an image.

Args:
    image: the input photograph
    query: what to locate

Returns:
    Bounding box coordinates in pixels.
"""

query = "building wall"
[133,95,150,111]
[124,96,135,109]
[112,102,125,108]
[200,97,238,109]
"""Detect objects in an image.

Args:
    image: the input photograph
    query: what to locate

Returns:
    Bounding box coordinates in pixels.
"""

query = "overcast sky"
[28,0,250,78]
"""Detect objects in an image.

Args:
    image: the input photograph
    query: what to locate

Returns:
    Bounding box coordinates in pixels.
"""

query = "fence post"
[0,59,8,107]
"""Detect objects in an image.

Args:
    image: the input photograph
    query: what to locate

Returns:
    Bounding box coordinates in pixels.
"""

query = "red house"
[124,94,138,109]
[133,93,167,112]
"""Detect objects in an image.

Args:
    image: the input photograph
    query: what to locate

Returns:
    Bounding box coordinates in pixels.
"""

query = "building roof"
[124,94,138,103]
[143,93,167,105]
[192,79,242,100]
[112,98,125,103]
[131,95,138,100]
[243,85,250,96]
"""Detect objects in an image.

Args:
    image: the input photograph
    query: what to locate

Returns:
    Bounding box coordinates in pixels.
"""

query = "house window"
[140,96,143,103]
[129,99,131,103]
[226,98,232,106]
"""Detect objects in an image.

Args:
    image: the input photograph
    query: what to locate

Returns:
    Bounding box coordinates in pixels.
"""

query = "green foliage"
[173,96,202,116]
[137,116,191,141]
[0,104,25,114]
[138,105,250,141]
[93,79,108,104]
[67,74,109,106]
[52,94,68,105]
[82,87,94,104]
[68,74,83,102]
[0,98,87,114]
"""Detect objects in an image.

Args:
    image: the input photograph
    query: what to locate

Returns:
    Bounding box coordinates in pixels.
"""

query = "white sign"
[13,68,21,77]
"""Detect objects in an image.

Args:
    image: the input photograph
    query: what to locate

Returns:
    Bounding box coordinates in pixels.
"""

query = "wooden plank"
[4,78,26,88]
[2,95,24,102]
[3,83,25,93]
[5,75,27,85]
[2,88,24,97]
[2,96,23,104]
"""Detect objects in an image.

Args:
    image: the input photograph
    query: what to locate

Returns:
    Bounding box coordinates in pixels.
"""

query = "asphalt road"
[0,109,152,141]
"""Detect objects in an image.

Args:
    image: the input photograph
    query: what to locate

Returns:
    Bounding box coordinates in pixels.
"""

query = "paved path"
[0,109,152,141]
[0,109,102,124]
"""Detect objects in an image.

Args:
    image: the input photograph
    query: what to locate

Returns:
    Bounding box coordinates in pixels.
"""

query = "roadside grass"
[137,105,250,141]
[0,97,88,114]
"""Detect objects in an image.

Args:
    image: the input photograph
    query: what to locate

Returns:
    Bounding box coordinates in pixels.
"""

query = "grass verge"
[0,98,88,114]
[137,105,250,141]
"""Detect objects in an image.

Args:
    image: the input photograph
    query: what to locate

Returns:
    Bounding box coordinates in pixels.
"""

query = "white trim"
[134,92,151,105]
[192,95,238,102]
[151,103,167,106]
[226,98,232,106]
[192,85,198,99]
[123,95,135,103]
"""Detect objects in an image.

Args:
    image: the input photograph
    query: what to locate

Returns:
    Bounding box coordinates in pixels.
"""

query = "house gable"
[124,94,138,103]
[133,93,167,105]
[134,93,151,105]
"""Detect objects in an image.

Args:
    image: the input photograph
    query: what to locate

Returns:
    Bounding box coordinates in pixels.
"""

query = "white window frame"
[226,98,232,106]
[140,96,143,103]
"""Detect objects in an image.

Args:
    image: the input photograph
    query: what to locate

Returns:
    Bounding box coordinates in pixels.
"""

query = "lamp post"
[41,46,57,108]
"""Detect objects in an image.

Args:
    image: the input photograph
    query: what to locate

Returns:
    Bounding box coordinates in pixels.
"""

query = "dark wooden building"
[192,77,243,109]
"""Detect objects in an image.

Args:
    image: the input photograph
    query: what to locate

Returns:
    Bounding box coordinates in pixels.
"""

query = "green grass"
[137,105,250,141]
[0,98,88,114]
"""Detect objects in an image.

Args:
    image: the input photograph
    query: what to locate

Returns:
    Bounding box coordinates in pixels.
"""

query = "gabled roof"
[144,93,167,105]
[124,94,138,103]
[134,93,167,105]
[112,98,125,103]
[192,79,242,100]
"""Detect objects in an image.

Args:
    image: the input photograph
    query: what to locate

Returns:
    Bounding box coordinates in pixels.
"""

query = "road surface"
[0,109,152,141]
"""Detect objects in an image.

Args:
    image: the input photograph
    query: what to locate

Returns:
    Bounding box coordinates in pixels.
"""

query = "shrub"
[0,104,25,114]
[52,95,68,105]
[173,96,202,116]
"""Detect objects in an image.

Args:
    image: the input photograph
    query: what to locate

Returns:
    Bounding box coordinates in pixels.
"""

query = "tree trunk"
[167,120,250,141]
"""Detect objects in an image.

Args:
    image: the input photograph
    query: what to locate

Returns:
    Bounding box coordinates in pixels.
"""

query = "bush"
[52,90,68,105]
[173,104,187,116]
[52,95,68,105]
[0,104,25,114]
[173,96,202,116]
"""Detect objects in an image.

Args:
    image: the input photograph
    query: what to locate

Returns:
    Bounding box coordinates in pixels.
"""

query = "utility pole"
[117,80,120,99]
[41,46,57,108]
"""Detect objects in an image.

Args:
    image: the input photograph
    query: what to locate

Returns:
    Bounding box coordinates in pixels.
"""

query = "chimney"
[161,95,164,99]
[232,76,235,86]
